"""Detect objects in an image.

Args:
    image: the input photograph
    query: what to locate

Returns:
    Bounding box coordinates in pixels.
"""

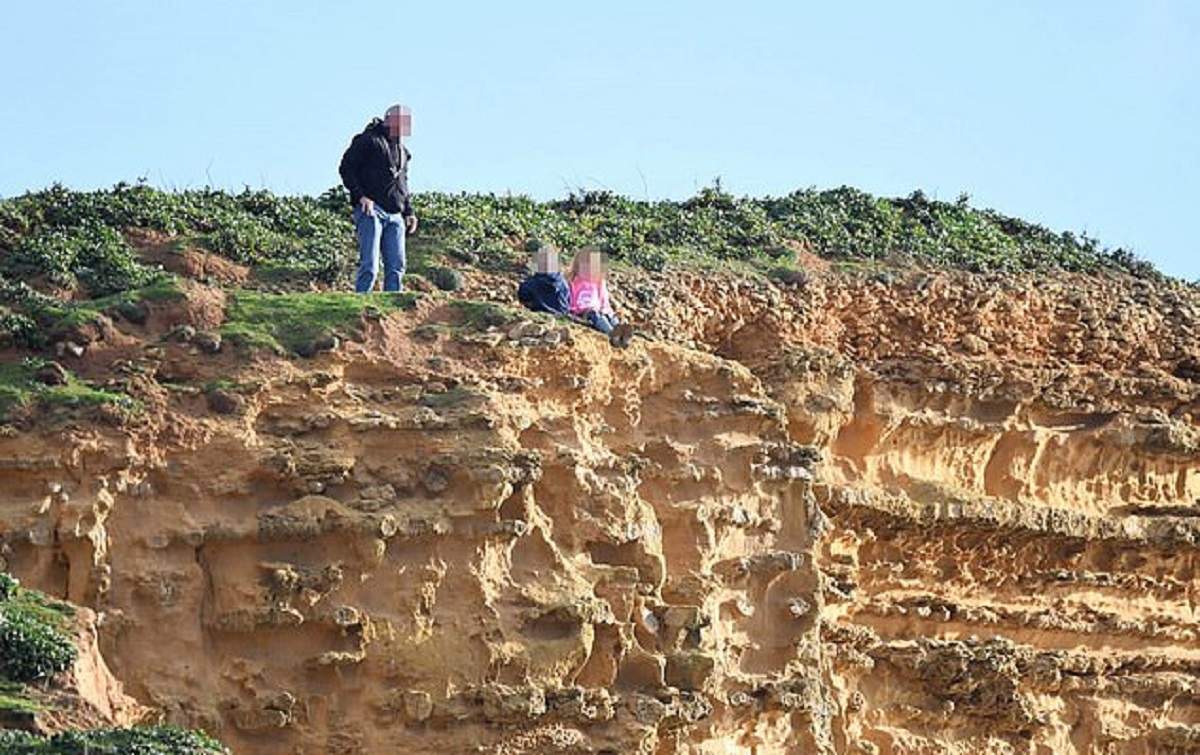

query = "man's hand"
[405,215,418,234]
[358,196,375,215]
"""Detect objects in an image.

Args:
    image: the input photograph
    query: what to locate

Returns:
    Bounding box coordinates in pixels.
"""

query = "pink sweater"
[569,278,614,316]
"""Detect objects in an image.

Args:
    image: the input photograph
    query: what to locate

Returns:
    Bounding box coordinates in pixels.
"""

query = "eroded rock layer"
[2,265,1200,753]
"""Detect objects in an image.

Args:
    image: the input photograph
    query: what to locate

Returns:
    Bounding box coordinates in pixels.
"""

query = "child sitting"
[568,247,634,346]
[516,244,570,315]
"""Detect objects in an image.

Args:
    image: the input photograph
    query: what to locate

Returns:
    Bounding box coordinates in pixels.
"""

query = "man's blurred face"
[385,105,412,140]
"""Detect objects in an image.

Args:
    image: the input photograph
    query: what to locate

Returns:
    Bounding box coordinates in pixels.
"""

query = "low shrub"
[0,575,77,683]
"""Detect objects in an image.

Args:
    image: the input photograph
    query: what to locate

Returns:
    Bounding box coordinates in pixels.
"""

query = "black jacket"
[338,119,413,216]
[517,272,570,315]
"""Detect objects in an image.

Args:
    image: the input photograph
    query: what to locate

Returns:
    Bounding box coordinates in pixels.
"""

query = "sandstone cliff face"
[2,265,1199,753]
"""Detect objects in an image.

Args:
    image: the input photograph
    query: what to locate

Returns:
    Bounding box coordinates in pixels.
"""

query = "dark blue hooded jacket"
[517,272,570,315]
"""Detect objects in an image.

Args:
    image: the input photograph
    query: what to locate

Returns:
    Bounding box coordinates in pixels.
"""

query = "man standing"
[338,105,418,292]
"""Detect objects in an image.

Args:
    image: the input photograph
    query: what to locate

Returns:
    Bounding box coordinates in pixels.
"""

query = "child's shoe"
[609,323,635,349]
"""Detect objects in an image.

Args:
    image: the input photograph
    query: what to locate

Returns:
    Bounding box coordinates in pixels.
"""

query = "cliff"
[3,240,1199,753]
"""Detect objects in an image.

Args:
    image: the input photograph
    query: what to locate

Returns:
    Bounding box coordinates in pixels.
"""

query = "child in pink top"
[568,247,618,335]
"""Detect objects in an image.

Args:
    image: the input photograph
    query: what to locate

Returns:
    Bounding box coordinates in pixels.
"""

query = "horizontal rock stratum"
[2,246,1200,753]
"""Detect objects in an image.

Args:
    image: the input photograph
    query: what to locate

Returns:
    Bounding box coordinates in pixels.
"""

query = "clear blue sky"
[1,1,1196,279]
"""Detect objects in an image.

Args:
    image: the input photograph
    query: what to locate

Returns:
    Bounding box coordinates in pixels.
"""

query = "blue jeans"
[584,311,617,335]
[353,205,406,293]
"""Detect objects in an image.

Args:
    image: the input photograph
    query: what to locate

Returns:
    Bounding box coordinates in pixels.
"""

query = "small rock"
[1174,357,1200,382]
[116,300,148,325]
[460,331,504,348]
[194,331,222,354]
[333,605,361,627]
[507,321,541,340]
[787,597,812,618]
[207,389,244,415]
[170,325,197,343]
[397,385,424,402]
[412,325,442,342]
[405,276,434,293]
[960,334,987,355]
[422,466,450,494]
[404,690,433,722]
[426,266,464,292]
[773,268,809,287]
[450,248,480,265]
[295,333,339,358]
[667,652,710,691]
[481,684,546,723]
[33,361,70,386]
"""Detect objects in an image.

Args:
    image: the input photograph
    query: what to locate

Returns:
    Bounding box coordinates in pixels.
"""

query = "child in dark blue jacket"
[517,245,570,315]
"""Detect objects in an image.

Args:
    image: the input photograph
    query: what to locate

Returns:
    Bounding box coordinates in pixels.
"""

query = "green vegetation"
[0,181,1156,296]
[0,680,40,716]
[221,290,417,354]
[415,184,1155,276]
[450,299,521,330]
[0,183,354,285]
[1,275,183,350]
[4,221,154,296]
[0,726,227,754]
[0,359,137,422]
[0,573,76,684]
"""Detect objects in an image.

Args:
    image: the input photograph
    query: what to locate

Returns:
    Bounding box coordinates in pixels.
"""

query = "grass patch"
[201,378,255,393]
[1,274,184,349]
[220,290,418,355]
[0,359,137,421]
[106,274,184,305]
[0,680,40,715]
[58,275,185,330]
[450,299,521,330]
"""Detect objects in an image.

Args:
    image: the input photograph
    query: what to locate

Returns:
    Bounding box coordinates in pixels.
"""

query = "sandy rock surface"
[2,265,1200,753]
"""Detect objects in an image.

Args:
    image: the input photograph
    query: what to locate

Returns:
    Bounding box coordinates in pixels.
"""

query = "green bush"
[0,573,17,600]
[0,576,77,683]
[3,221,154,296]
[0,726,226,754]
[0,311,40,348]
